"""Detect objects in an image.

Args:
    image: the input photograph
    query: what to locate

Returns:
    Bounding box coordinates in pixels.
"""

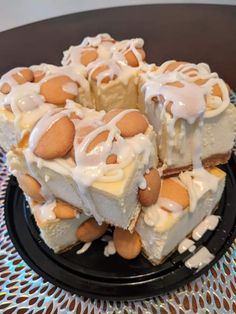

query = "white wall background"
[1,0,236,32]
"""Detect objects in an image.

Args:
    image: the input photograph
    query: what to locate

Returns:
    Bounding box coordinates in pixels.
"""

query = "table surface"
[1,3,236,89]
[0,4,236,314]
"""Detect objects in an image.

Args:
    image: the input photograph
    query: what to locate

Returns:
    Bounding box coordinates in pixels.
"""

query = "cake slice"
[62,33,156,112]
[136,167,226,265]
[87,59,139,111]
[7,102,158,230]
[139,60,236,175]
[0,63,92,151]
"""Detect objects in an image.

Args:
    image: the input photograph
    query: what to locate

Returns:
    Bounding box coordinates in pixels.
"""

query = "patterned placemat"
[0,92,236,313]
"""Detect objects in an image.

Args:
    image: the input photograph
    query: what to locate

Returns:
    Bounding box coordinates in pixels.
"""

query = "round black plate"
[4,155,236,300]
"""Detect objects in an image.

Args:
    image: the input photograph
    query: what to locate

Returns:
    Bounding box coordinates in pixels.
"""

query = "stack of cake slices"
[1,34,236,265]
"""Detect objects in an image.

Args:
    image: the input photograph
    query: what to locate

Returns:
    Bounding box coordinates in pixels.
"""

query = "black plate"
[4,155,236,300]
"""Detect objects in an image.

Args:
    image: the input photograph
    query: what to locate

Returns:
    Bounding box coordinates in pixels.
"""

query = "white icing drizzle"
[62,34,115,66]
[160,81,206,124]
[142,72,207,124]
[33,200,57,223]
[29,108,71,150]
[178,238,196,254]
[143,205,169,229]
[158,197,183,213]
[30,63,59,74]
[76,242,92,254]
[104,240,116,257]
[112,38,144,66]
[66,99,103,122]
[159,60,213,78]
[62,82,78,95]
[185,246,214,271]
[0,67,30,87]
[62,34,145,70]
[188,244,196,253]
[1,82,56,130]
[38,65,88,92]
[177,212,220,255]
[138,175,147,189]
[179,169,220,212]
[142,60,230,124]
[0,62,92,136]
[80,33,114,48]
[87,59,121,85]
[192,215,220,241]
[45,174,50,182]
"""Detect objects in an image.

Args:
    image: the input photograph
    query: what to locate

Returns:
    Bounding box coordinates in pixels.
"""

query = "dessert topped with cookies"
[1,33,236,265]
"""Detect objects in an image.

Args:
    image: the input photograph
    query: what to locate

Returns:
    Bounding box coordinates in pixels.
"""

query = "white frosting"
[62,82,78,95]
[30,63,60,76]
[188,244,196,253]
[104,240,116,257]
[142,72,206,124]
[80,33,113,48]
[38,65,88,92]
[179,169,220,212]
[142,60,230,130]
[192,214,220,241]
[62,34,145,69]
[178,238,196,254]
[87,59,121,85]
[161,81,206,124]
[76,242,92,254]
[33,200,57,223]
[1,83,55,130]
[158,197,183,213]
[159,60,213,79]
[185,246,214,270]
[112,38,144,66]
[138,175,147,189]
[62,34,115,66]
[144,205,169,229]
[0,67,30,87]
